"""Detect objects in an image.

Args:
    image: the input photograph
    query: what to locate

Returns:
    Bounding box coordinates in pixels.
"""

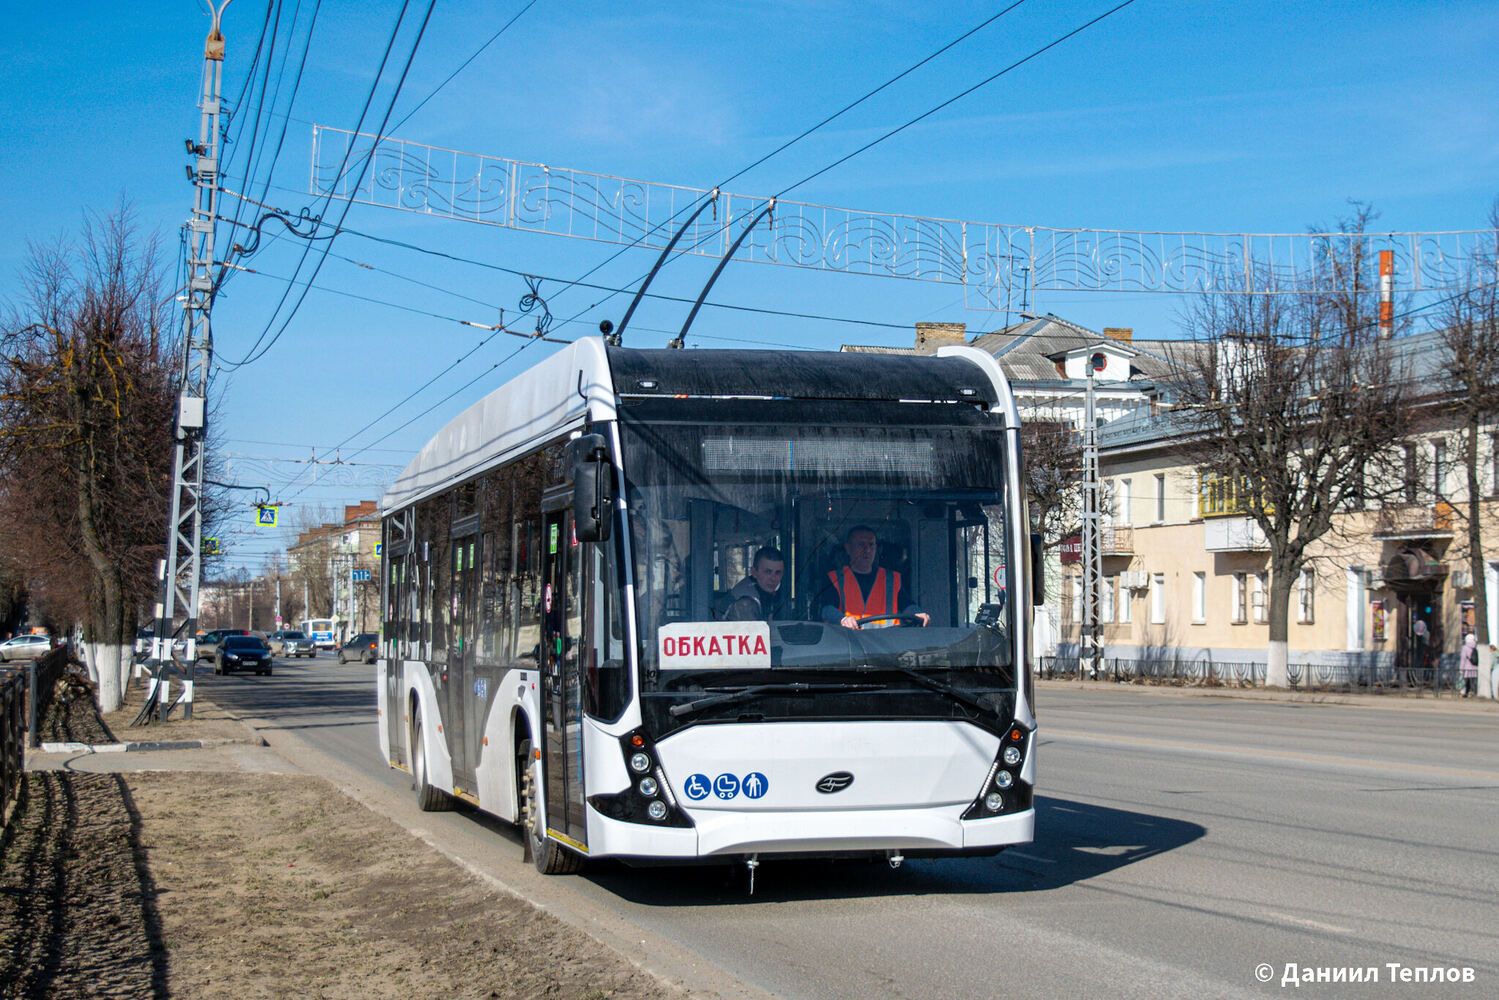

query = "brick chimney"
[1103,327,1133,343]
[914,322,967,354]
[344,500,378,523]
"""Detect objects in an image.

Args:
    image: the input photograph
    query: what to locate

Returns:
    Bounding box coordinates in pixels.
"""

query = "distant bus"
[300,618,336,649]
[378,339,1038,875]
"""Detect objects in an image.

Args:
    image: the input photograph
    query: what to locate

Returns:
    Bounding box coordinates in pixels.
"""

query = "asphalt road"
[198,658,1499,1000]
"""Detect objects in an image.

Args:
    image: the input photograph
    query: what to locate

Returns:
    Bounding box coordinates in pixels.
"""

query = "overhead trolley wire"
[542,1,1034,317]
[385,0,541,138]
[219,0,437,371]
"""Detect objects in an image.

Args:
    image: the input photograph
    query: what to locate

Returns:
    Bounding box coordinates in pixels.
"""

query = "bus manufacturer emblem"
[815,772,854,794]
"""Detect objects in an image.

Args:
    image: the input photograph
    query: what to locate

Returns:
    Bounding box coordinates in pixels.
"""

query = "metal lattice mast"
[1079,364,1102,680]
[148,2,232,719]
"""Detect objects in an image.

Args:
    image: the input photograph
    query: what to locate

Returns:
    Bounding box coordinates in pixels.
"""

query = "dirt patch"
[3,694,689,1000]
[132,772,683,1000]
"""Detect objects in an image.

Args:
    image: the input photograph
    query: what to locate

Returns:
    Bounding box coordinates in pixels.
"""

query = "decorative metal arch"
[311,125,1496,311]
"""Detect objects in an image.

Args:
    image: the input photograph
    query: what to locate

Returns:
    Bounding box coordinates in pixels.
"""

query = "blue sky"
[3,0,1498,572]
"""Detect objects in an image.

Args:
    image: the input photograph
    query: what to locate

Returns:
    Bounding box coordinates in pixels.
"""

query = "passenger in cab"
[720,546,786,622]
[818,526,930,628]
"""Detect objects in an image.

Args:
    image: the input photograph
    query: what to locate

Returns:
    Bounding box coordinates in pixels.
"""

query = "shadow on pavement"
[585,795,1206,905]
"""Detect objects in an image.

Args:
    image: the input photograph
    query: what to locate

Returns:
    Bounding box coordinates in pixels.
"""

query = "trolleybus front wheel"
[517,737,583,875]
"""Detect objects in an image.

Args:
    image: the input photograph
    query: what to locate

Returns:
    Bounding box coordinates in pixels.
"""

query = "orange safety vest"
[827,567,901,625]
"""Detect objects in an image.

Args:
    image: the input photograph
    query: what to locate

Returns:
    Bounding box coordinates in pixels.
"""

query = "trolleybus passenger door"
[448,529,478,787]
[539,501,588,851]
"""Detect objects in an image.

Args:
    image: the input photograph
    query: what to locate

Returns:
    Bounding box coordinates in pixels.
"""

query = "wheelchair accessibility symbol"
[683,774,711,800]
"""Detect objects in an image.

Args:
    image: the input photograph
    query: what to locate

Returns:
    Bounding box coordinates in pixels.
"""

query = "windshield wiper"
[874,665,998,716]
[668,682,882,719]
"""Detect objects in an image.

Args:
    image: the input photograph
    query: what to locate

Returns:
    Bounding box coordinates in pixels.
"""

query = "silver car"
[0,634,54,662]
[269,629,317,658]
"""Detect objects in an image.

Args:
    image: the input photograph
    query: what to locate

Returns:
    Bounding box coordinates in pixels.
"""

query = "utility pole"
[1079,355,1103,680]
[144,1,232,724]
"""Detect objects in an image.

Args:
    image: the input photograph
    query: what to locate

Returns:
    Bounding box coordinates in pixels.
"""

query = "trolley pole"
[144,1,233,724]
[1079,360,1103,680]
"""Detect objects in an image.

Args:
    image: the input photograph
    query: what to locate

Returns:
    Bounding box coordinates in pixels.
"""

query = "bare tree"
[1021,407,1084,549]
[0,207,177,711]
[1439,199,1499,695]
[1165,210,1415,687]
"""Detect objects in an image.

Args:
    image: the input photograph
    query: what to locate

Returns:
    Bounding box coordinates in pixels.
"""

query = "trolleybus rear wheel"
[410,706,453,811]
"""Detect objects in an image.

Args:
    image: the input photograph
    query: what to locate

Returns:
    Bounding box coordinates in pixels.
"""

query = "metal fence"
[1037,655,1463,696]
[24,646,69,746]
[1,668,26,841]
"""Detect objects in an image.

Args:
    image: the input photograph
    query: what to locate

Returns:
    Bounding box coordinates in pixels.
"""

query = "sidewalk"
[1034,674,1499,713]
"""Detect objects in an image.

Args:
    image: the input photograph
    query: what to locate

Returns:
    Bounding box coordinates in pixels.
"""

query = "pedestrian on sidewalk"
[1459,633,1478,698]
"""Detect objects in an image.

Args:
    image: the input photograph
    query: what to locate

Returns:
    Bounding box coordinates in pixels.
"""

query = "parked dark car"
[215,634,273,676]
[269,629,316,658]
[337,632,379,664]
[198,628,250,661]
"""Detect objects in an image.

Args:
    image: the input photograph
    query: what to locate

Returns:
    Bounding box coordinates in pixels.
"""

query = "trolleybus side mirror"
[572,433,613,542]
[1030,532,1045,606]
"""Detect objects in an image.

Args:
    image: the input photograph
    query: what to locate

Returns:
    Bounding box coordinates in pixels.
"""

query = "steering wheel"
[853,614,927,629]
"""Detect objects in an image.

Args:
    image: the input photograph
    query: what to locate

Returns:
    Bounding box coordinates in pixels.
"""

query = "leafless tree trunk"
[1440,199,1499,696]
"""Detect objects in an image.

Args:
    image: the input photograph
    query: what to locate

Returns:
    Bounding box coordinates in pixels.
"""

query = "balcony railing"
[1197,475,1270,519]
[1372,503,1455,539]
[1101,526,1133,555]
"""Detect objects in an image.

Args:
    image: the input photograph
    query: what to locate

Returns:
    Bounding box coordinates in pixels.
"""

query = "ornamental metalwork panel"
[312,126,1495,306]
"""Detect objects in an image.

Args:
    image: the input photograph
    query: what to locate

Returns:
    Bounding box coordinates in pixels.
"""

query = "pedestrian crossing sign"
[255,504,278,527]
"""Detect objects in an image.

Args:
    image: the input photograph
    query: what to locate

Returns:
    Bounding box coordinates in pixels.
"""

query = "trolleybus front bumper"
[586,803,1034,860]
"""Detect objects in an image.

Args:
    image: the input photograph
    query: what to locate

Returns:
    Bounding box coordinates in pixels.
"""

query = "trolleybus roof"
[382,338,1018,515]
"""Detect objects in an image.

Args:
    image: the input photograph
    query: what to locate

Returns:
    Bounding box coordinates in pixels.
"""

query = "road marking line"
[1044,727,1499,782]
[1006,850,1056,865]
[1266,912,1352,934]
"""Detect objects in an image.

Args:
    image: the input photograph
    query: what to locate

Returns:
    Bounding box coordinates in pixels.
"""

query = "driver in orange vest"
[818,526,930,629]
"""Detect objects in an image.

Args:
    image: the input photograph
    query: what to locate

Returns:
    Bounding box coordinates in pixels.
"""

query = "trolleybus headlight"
[994,770,1013,789]
[647,800,669,821]
[629,751,652,773]
[1002,746,1022,767]
[638,776,659,797]
[984,792,1003,812]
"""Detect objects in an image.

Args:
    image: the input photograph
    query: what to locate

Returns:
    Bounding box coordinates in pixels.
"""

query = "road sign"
[351,569,371,582]
[374,543,382,558]
[255,505,278,527]
[203,537,221,555]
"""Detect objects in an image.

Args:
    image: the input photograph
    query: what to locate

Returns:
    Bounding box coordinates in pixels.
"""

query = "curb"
[37,736,267,754]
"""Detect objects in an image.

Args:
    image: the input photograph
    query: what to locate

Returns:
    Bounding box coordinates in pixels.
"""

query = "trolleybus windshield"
[618,397,1016,736]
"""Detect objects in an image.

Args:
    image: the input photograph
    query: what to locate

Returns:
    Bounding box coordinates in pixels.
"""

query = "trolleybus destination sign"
[658,622,771,670]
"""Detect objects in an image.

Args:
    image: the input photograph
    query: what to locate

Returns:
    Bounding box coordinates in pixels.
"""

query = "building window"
[1150,574,1165,624]
[1155,474,1166,523]
[1253,572,1268,624]
[1232,572,1248,624]
[1192,572,1206,623]
[1403,444,1419,504]
[1117,478,1132,525]
[1102,576,1115,623]
[1297,569,1315,624]
[1070,575,1082,623]
[1491,433,1499,497]
[1119,579,1133,624]
[1345,567,1366,650]
[1432,440,1446,501]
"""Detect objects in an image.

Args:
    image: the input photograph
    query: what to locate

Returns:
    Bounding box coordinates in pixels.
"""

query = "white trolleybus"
[377,339,1039,876]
